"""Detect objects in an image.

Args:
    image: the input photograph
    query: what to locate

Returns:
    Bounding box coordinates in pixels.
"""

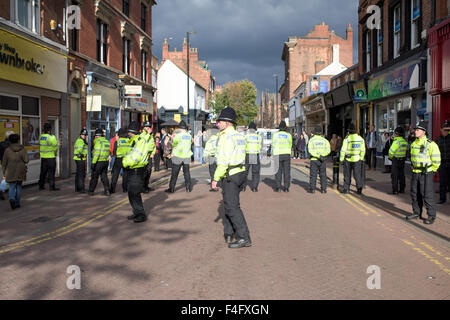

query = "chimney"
[162,37,169,61]
[191,47,198,61]
[346,23,353,42]
[182,38,188,59]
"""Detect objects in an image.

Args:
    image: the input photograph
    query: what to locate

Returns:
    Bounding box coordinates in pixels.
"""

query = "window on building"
[141,51,147,82]
[376,27,382,67]
[393,4,401,58]
[411,0,421,48]
[122,38,131,74]
[96,19,108,64]
[141,3,147,31]
[366,31,371,72]
[11,0,40,33]
[70,27,78,51]
[123,0,130,17]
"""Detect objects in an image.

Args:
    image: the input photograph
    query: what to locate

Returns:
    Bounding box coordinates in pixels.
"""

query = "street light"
[273,74,278,125]
[187,31,196,126]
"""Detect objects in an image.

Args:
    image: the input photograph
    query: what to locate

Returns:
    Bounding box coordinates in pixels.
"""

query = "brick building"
[280,22,354,107]
[358,0,439,141]
[0,0,70,182]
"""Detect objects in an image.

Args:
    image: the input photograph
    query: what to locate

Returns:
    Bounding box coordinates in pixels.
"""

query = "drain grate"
[31,216,52,223]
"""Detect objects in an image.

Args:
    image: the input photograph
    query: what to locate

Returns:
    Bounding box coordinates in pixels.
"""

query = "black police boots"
[228,238,252,249]
[424,217,435,225]
[0,192,4,200]
[133,214,147,223]
[164,188,174,193]
[406,213,420,220]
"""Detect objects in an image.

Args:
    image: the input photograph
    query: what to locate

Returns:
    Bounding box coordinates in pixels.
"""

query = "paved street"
[0,162,449,300]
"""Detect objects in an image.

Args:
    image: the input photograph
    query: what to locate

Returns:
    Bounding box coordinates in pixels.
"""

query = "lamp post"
[273,74,278,125]
[187,31,196,126]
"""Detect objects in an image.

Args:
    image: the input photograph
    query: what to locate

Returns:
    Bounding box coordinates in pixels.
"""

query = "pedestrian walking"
[330,133,342,188]
[165,120,193,193]
[142,121,156,193]
[303,130,309,158]
[2,134,28,210]
[308,126,331,193]
[435,120,450,204]
[292,133,299,159]
[109,131,118,171]
[163,130,173,169]
[272,121,292,192]
[382,132,393,173]
[340,123,366,194]
[211,107,251,248]
[154,136,161,172]
[388,127,409,194]
[73,128,88,193]
[407,121,441,224]
[204,130,219,191]
[122,121,152,223]
[365,124,379,170]
[88,129,111,196]
[244,122,261,192]
[110,128,131,194]
[194,130,202,163]
[38,123,59,191]
[0,130,14,201]
[298,134,306,159]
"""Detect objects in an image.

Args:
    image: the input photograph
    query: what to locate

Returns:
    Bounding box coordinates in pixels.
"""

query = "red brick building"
[280,22,354,105]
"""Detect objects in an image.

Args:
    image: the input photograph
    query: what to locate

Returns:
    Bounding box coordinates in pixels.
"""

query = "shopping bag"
[384,156,392,166]
[0,178,8,192]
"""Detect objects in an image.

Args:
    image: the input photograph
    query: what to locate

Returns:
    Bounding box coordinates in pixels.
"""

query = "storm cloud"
[153,0,359,100]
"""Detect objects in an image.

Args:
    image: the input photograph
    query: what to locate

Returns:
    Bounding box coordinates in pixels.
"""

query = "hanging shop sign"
[0,27,67,93]
[368,62,420,100]
[353,80,368,102]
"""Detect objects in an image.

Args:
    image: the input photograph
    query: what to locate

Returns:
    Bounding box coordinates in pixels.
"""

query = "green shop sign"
[368,63,420,100]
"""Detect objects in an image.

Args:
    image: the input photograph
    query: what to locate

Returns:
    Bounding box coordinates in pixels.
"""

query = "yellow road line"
[334,190,369,216]
[402,239,450,276]
[346,194,381,216]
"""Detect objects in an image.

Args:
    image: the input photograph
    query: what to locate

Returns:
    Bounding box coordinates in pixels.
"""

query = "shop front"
[302,94,327,136]
[368,55,426,139]
[122,87,154,130]
[327,83,356,139]
[0,26,68,184]
[429,17,450,140]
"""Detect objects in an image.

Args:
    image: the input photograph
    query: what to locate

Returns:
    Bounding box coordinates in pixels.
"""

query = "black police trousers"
[89,161,110,193]
[127,167,146,218]
[169,159,191,190]
[411,172,436,218]
[144,158,153,190]
[110,157,127,193]
[310,159,327,191]
[208,156,217,182]
[331,152,340,186]
[343,160,363,191]
[275,154,291,189]
[75,160,86,192]
[439,161,450,202]
[391,158,406,193]
[39,158,56,189]
[221,171,250,240]
[244,153,260,189]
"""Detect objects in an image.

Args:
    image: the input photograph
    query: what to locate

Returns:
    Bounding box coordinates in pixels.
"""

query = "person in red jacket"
[109,131,118,170]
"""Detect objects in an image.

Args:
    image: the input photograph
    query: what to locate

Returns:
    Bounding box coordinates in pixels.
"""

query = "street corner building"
[0,0,157,184]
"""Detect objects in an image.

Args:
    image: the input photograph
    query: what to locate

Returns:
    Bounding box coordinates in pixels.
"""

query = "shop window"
[123,0,130,17]
[141,3,147,31]
[393,4,401,59]
[22,96,39,116]
[411,0,421,49]
[96,19,108,64]
[122,38,131,74]
[366,30,371,72]
[0,95,19,111]
[22,116,40,160]
[11,0,40,34]
[141,51,147,82]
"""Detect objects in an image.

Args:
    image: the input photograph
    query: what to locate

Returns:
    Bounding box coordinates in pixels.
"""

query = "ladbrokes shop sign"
[0,27,67,93]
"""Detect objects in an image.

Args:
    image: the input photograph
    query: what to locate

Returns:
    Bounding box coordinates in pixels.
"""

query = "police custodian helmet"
[216,107,237,124]
[80,128,88,136]
[128,121,140,134]
[94,128,104,136]
[178,120,187,129]
[414,120,428,132]
[394,126,405,136]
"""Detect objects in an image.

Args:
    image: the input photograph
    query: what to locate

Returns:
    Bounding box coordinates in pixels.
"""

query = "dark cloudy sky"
[153,0,359,102]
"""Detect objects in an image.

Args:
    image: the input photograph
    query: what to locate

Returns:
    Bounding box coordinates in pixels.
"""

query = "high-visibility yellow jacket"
[204,134,219,158]
[245,132,261,154]
[308,135,331,160]
[214,126,246,181]
[410,136,441,173]
[73,137,88,161]
[92,137,110,164]
[39,134,58,159]
[272,131,292,156]
[116,137,132,158]
[340,134,366,162]
[122,133,151,169]
[172,130,193,159]
[388,137,408,159]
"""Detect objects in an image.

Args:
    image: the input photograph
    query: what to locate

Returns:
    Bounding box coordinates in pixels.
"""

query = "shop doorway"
[70,81,82,174]
[47,117,60,178]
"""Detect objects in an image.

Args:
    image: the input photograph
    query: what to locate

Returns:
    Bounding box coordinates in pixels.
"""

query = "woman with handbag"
[2,134,29,210]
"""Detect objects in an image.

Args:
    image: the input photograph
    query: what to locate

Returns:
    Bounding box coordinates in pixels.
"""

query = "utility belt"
[411,165,431,174]
[225,164,244,181]
[126,167,146,175]
[393,157,405,161]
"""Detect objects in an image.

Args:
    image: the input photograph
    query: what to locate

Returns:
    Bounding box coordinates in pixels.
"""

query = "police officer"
[435,120,450,204]
[38,123,59,191]
[123,121,152,223]
[73,128,88,193]
[340,123,366,194]
[88,129,111,196]
[244,122,261,192]
[165,120,193,193]
[407,121,441,224]
[211,107,251,248]
[388,127,409,194]
[110,128,131,194]
[142,121,156,193]
[204,130,219,192]
[272,121,292,192]
[308,126,331,194]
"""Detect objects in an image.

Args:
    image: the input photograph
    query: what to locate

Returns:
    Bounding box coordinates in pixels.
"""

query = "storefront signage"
[310,78,329,95]
[87,95,102,112]
[368,62,420,100]
[174,114,181,123]
[353,80,368,102]
[0,27,67,93]
[303,100,325,116]
[124,85,142,98]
